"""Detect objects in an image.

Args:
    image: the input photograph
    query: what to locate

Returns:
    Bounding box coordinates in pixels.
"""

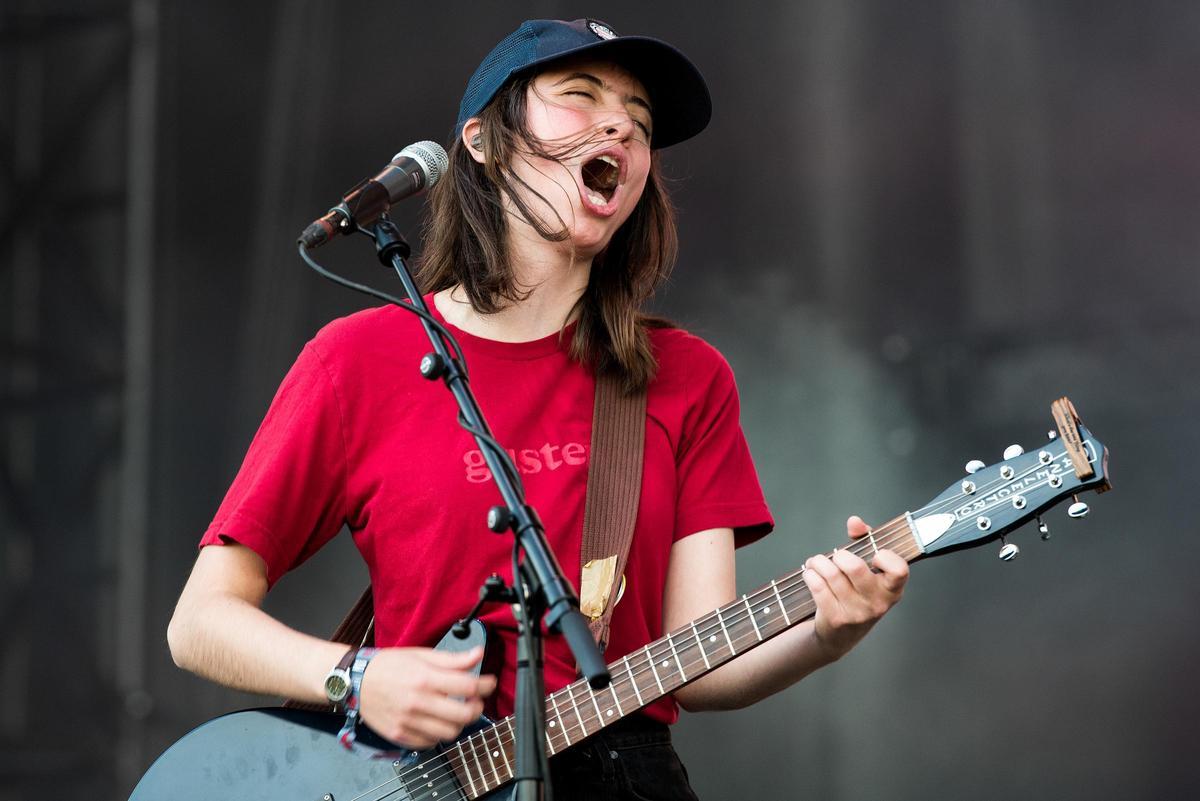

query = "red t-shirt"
[201,300,773,724]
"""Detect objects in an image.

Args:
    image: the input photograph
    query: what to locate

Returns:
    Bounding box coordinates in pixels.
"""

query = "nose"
[600,112,636,142]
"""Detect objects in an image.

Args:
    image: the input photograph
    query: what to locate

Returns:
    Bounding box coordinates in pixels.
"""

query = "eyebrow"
[553,72,653,115]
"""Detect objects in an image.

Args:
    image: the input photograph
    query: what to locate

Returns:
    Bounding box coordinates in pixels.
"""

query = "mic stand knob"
[453,574,515,639]
[487,505,514,532]
[420,353,448,380]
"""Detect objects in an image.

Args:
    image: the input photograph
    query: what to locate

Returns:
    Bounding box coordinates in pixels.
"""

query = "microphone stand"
[367,217,610,801]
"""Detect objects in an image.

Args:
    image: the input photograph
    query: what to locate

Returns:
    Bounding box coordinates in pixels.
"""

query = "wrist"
[336,647,380,750]
[809,626,847,664]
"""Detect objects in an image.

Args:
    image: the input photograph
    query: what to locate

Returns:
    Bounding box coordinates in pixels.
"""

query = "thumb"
[422,644,485,668]
[846,515,872,540]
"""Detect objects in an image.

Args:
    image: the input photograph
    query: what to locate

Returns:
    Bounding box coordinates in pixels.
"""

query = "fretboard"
[439,514,923,799]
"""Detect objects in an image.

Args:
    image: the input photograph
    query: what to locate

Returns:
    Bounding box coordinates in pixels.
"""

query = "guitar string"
[351,448,1081,800]
[393,444,1085,796]
[364,505,992,801]
[364,489,1017,801]
[357,500,984,801]
[349,522,917,801]
[340,555,854,801]
[377,580,835,801]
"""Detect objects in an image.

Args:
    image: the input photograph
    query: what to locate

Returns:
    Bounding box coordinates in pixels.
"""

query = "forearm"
[166,545,350,703]
[168,590,349,702]
[663,521,907,714]
[673,618,838,712]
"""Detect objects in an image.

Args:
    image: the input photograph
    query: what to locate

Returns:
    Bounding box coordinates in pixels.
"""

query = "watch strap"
[336,646,379,750]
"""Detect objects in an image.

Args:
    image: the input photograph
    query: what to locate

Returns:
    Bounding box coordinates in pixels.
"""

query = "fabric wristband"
[336,646,379,750]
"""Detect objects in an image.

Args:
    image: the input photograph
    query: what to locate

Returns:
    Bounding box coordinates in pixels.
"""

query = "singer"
[166,18,908,800]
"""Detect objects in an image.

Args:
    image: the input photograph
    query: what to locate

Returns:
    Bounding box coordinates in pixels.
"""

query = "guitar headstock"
[909,398,1111,560]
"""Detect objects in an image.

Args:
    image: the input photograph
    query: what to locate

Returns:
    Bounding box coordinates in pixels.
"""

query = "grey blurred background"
[2,1,1197,799]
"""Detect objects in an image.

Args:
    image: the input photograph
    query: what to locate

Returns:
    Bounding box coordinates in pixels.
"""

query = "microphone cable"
[297,238,527,500]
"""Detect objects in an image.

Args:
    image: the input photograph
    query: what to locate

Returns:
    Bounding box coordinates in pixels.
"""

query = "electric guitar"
[130,398,1111,801]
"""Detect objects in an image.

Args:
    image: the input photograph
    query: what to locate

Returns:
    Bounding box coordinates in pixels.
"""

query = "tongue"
[582,159,617,198]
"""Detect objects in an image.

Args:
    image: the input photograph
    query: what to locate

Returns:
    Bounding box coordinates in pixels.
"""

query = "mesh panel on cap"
[459,25,537,122]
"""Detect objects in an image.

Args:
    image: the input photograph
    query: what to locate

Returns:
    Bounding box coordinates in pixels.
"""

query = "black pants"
[546,714,700,801]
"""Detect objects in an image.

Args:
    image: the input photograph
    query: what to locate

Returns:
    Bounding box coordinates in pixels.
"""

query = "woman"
[168,18,908,800]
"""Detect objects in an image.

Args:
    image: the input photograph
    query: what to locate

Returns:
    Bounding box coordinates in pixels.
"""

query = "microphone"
[298,140,449,249]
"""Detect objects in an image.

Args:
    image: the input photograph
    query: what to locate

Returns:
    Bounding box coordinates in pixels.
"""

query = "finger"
[802,562,837,617]
[413,693,486,730]
[830,548,876,595]
[384,728,438,751]
[367,695,482,749]
[420,666,496,700]
[803,560,852,644]
[846,515,872,540]
[419,645,486,668]
[390,717,456,750]
[871,549,910,594]
[805,553,855,599]
[404,710,475,746]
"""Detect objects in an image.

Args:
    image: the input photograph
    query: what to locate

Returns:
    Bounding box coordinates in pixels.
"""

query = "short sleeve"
[673,349,774,547]
[199,343,348,586]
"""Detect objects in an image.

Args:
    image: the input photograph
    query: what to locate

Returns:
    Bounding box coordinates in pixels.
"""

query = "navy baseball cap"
[455,18,712,150]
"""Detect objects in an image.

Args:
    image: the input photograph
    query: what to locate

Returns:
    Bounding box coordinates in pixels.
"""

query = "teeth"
[584,188,608,206]
[597,155,619,168]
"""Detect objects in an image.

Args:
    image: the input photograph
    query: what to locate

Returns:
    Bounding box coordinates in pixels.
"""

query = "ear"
[461,118,485,165]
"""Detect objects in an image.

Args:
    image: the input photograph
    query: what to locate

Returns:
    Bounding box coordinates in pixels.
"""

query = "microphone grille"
[395,140,450,187]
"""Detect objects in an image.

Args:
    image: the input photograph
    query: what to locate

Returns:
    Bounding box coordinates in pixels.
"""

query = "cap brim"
[518,36,712,150]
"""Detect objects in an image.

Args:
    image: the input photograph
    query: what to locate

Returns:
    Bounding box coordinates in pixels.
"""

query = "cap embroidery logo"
[588,21,617,40]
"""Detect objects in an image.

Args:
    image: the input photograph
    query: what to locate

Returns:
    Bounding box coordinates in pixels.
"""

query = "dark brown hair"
[417,72,678,393]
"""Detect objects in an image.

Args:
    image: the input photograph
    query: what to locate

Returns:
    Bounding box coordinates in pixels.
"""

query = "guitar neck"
[441,514,923,799]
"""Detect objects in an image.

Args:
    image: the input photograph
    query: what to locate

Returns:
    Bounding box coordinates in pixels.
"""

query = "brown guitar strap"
[579,373,647,652]
[284,372,646,709]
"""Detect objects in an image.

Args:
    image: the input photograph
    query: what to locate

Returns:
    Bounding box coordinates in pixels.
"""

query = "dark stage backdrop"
[2,2,1198,799]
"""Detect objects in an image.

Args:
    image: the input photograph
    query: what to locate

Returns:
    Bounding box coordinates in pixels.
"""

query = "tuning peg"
[965,459,986,474]
[998,536,1020,562]
[1037,516,1050,540]
[1003,444,1025,460]
[1068,495,1090,518]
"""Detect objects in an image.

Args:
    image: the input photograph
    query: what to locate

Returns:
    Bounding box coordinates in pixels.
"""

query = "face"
[466,59,654,259]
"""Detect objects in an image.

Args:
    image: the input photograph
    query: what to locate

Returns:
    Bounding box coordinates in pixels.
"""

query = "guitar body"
[130,620,509,801]
[129,707,512,801]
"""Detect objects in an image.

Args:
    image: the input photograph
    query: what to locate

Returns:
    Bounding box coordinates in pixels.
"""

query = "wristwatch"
[324,648,357,708]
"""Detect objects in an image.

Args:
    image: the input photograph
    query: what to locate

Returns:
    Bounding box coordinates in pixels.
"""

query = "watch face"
[324,672,350,702]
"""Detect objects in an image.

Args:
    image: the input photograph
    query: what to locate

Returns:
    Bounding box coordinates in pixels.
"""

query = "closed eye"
[562,90,651,137]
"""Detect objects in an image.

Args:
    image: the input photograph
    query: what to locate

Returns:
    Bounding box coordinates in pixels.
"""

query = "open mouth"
[580,154,620,206]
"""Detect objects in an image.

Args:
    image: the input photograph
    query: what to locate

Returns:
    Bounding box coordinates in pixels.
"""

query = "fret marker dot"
[606,709,613,716]
[661,660,669,668]
[709,635,717,643]
[549,721,556,727]
[492,750,499,758]
[763,606,771,614]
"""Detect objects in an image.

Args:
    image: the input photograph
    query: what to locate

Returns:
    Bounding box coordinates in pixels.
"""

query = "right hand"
[358,645,497,749]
